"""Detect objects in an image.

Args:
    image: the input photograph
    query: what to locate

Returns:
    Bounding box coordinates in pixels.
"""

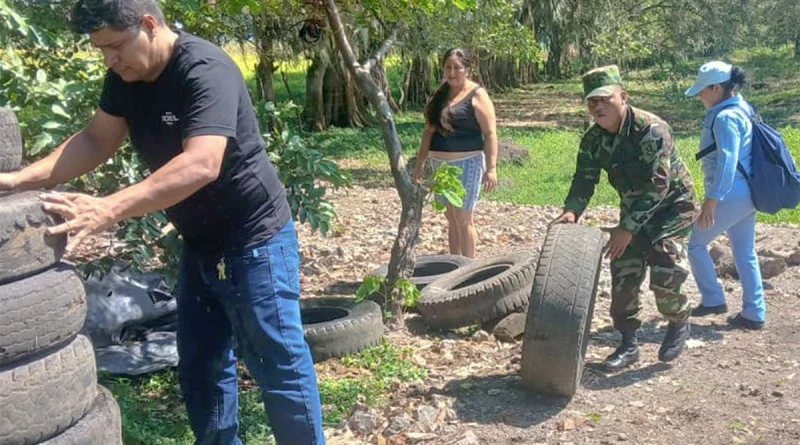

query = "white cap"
[685,61,732,97]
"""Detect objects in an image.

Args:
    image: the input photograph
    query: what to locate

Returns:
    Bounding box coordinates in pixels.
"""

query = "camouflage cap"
[582,65,622,100]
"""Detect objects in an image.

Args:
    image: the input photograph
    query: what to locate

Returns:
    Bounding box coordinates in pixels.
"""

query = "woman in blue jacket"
[685,61,765,330]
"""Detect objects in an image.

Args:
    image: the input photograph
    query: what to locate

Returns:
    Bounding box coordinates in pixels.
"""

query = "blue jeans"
[688,179,765,322]
[176,219,325,445]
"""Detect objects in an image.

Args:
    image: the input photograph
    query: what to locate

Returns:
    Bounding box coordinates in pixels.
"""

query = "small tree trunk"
[323,0,419,328]
[321,35,370,128]
[547,29,564,79]
[255,58,275,103]
[406,55,433,109]
[519,59,538,84]
[795,33,800,59]
[371,59,401,114]
[304,50,329,131]
[398,57,412,110]
[385,175,425,327]
[253,13,276,102]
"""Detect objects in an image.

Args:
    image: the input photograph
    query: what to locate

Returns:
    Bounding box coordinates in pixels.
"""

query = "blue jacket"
[698,94,754,200]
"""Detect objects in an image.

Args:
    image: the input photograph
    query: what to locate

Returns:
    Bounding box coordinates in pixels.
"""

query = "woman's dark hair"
[424,48,471,130]
[71,0,166,34]
[721,66,747,95]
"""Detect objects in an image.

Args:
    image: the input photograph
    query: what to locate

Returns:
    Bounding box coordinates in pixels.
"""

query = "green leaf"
[442,190,463,207]
[51,104,71,119]
[355,275,383,302]
[29,132,54,156]
[41,121,61,130]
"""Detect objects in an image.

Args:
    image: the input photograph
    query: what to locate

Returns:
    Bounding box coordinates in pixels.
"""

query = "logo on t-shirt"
[161,111,180,126]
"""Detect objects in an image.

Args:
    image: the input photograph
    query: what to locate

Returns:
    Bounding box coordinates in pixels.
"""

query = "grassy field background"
[228,45,800,224]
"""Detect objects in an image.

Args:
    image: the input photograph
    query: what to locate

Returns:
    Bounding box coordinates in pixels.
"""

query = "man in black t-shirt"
[0,1,325,444]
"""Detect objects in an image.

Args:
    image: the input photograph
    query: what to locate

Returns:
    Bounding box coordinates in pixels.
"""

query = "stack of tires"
[0,107,123,445]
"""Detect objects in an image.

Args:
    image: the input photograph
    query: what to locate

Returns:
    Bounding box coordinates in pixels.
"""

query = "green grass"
[492,128,800,224]
[103,340,425,444]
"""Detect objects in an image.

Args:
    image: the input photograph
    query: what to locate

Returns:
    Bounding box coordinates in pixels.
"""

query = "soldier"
[549,65,699,371]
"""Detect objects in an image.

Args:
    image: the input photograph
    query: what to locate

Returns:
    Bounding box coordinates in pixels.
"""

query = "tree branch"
[323,0,360,71]
[323,0,414,191]
[365,27,401,71]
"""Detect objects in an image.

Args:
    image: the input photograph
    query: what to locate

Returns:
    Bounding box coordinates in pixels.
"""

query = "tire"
[520,224,604,398]
[0,335,97,445]
[0,191,67,284]
[301,298,384,362]
[491,311,528,342]
[369,254,473,289]
[0,108,23,172]
[38,385,123,445]
[418,251,536,330]
[0,264,87,366]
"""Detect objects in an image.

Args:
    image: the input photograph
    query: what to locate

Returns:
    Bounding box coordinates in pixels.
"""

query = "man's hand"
[41,192,117,253]
[697,198,718,230]
[0,172,18,192]
[483,168,498,192]
[601,226,633,260]
[548,210,577,227]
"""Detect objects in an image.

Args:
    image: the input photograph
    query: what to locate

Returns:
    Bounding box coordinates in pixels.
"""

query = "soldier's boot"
[658,321,690,362]
[603,329,639,371]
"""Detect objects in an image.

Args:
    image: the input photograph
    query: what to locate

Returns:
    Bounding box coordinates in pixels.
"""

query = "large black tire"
[418,251,536,329]
[0,264,87,366]
[0,335,97,445]
[0,108,23,172]
[301,298,384,362]
[370,254,473,289]
[520,224,604,398]
[39,385,123,445]
[0,191,67,284]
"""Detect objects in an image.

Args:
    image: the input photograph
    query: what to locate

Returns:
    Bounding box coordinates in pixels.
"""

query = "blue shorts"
[429,151,486,211]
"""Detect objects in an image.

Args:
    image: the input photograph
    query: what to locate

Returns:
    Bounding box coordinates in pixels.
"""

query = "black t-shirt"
[99,31,290,253]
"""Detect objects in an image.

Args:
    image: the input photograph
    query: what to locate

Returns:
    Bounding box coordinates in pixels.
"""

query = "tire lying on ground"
[520,223,604,398]
[0,264,87,366]
[0,191,67,284]
[0,335,97,445]
[0,108,23,172]
[39,385,123,445]
[369,254,473,290]
[490,311,528,342]
[418,251,536,330]
[301,298,384,362]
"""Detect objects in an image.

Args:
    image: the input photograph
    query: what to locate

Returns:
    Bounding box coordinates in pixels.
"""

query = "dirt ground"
[300,186,800,445]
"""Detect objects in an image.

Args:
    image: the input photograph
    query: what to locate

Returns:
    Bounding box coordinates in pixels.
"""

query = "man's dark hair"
[71,0,166,34]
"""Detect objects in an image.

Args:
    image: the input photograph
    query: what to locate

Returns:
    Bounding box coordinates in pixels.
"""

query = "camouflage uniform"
[565,68,699,332]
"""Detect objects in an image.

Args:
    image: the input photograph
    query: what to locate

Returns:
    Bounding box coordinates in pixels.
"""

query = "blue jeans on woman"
[176,219,326,445]
[688,179,766,323]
